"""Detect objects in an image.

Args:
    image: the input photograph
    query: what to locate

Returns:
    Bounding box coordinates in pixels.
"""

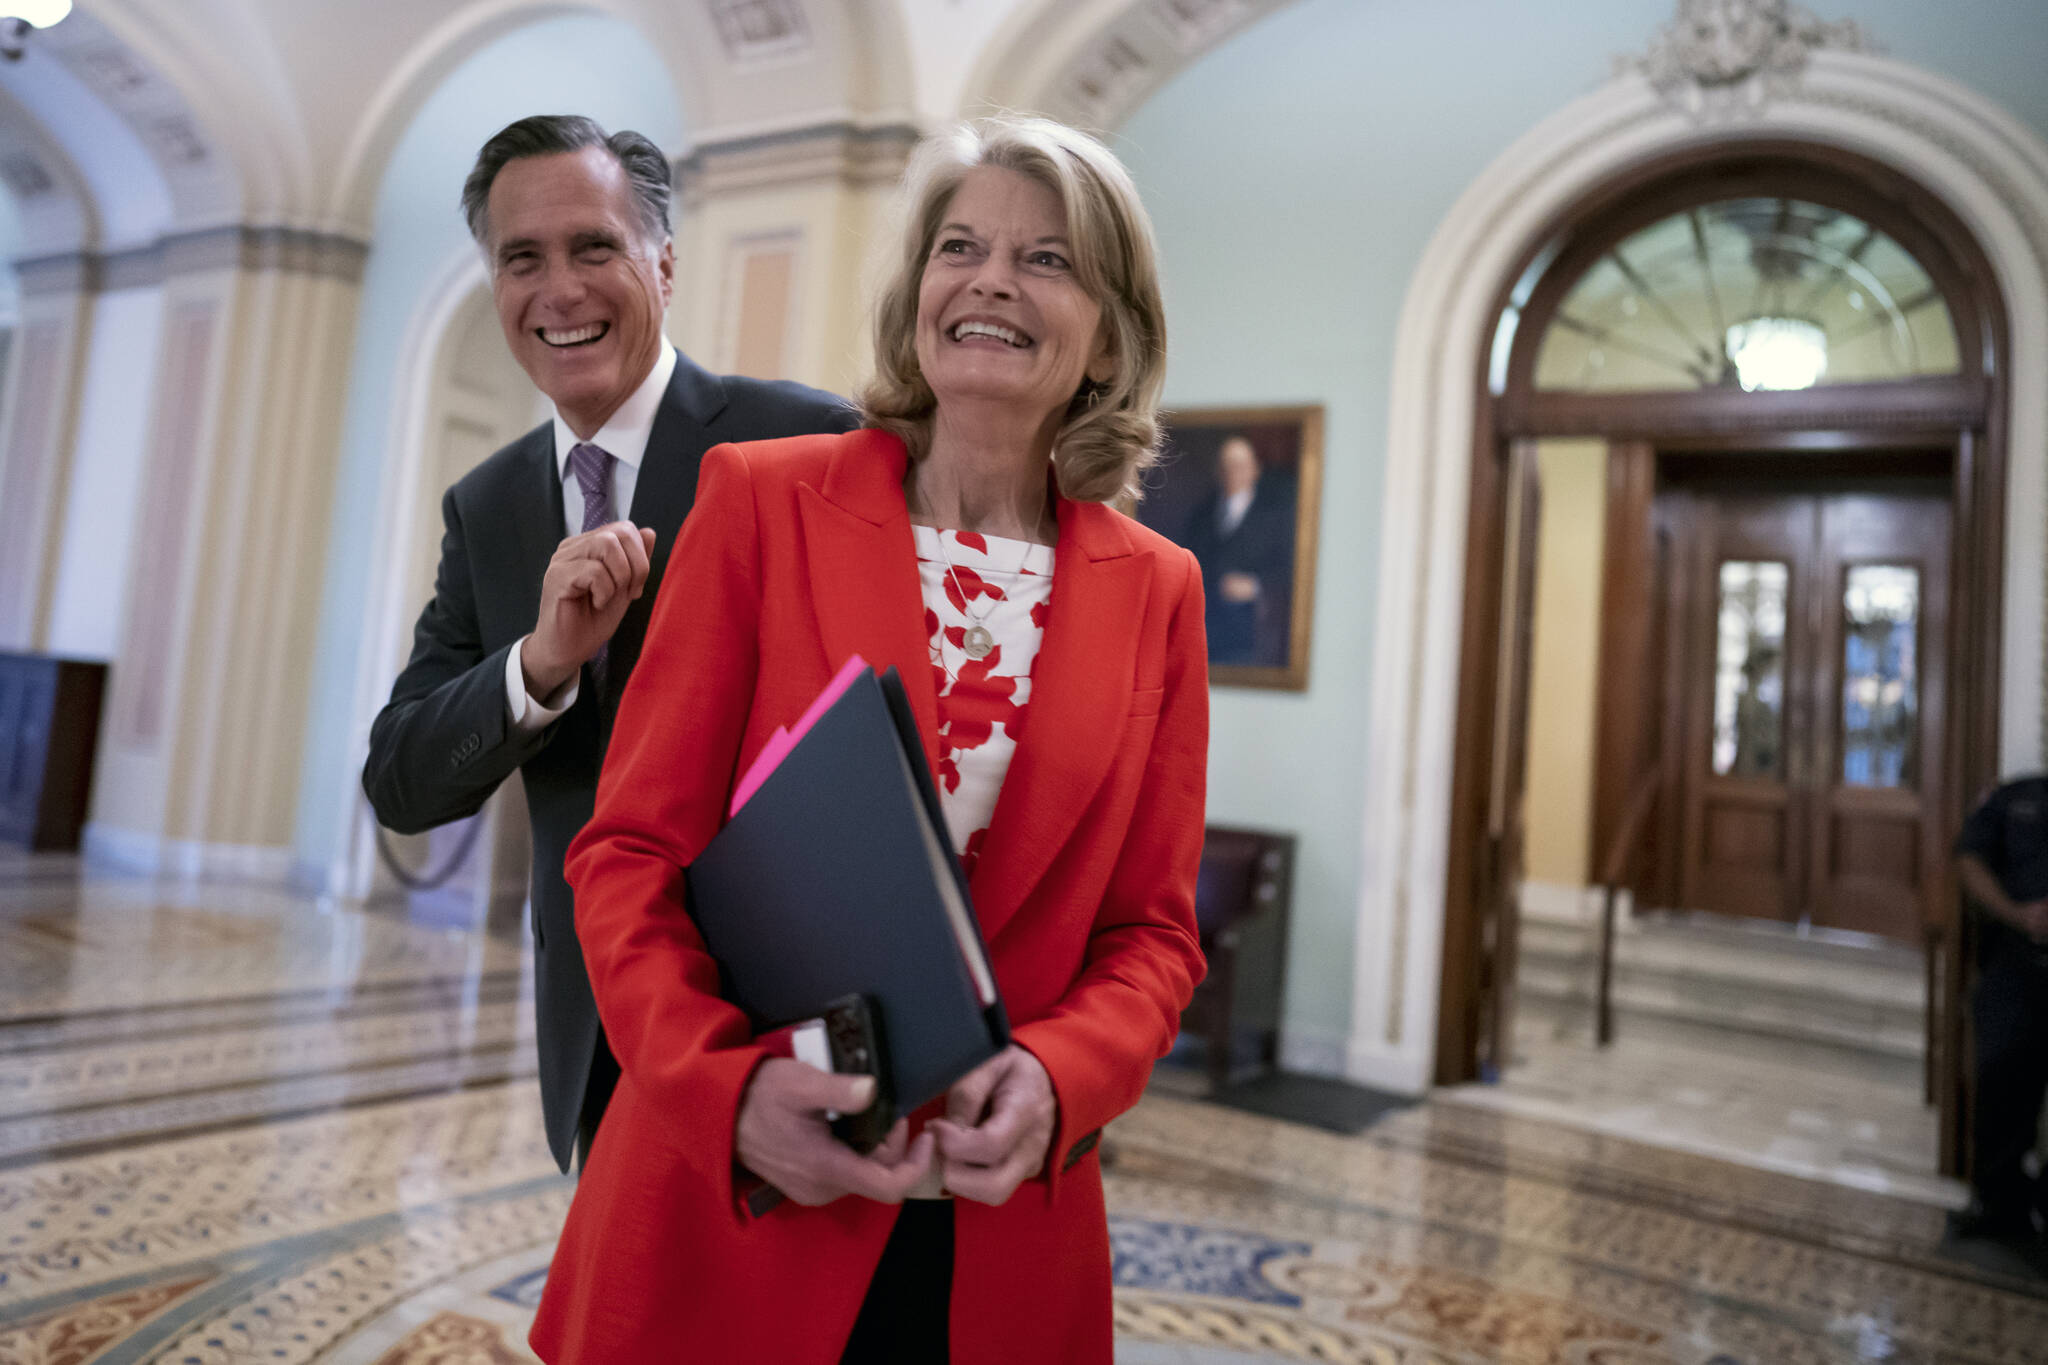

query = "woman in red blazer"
[531,115,1207,1364]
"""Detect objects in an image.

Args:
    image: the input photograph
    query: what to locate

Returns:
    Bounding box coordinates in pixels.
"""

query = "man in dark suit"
[1182,434,1295,667]
[363,115,850,1173]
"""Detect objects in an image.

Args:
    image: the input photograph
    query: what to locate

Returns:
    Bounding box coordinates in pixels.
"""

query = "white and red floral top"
[913,526,1055,877]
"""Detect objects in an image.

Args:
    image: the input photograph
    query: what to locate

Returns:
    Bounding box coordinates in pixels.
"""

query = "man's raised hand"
[522,522,656,697]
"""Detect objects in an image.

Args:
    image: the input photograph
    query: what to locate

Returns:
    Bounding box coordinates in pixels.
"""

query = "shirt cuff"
[507,635,578,732]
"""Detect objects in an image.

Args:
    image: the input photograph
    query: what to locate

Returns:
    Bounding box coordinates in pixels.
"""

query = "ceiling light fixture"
[1,0,72,62]
[1725,316,1828,392]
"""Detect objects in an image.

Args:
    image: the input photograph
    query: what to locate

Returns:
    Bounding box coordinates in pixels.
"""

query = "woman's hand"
[735,1059,935,1206]
[929,1045,1056,1205]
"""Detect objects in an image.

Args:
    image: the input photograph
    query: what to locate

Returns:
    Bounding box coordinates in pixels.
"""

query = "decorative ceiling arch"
[40,1,303,231]
[326,0,917,238]
[958,0,1299,129]
[622,0,912,143]
[0,86,100,259]
[0,25,173,253]
[325,0,695,238]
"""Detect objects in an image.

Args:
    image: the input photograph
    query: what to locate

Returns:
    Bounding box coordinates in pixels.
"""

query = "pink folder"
[728,654,869,817]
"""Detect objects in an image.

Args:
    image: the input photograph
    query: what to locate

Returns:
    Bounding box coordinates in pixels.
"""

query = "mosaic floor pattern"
[0,865,2042,1363]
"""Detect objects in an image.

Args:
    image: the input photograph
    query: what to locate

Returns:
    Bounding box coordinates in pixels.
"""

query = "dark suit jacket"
[1182,475,1295,667]
[362,352,852,1170]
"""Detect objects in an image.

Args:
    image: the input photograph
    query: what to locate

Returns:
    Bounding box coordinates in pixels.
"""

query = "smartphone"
[817,993,892,1151]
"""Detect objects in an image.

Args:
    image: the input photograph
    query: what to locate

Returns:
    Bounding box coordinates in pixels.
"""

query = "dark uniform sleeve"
[1956,783,2011,872]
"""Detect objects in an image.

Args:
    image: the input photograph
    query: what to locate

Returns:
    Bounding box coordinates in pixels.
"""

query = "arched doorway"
[1439,143,2010,1176]
[343,277,545,921]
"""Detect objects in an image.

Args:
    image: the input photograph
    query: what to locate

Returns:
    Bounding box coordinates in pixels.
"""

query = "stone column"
[85,227,366,880]
[671,122,920,397]
[0,253,96,648]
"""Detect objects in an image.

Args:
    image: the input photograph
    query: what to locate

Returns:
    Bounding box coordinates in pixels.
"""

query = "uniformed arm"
[1955,791,2048,939]
[1008,546,1210,1194]
[364,487,555,833]
[1959,853,2048,940]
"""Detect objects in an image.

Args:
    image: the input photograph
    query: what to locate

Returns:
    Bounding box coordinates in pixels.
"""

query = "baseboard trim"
[1344,1037,1433,1096]
[1278,1024,1347,1078]
[1278,1023,1436,1096]
[82,823,296,885]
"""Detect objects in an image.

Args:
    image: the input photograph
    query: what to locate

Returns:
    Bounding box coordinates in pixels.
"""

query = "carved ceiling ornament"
[1623,0,1874,119]
[0,152,55,197]
[706,0,811,62]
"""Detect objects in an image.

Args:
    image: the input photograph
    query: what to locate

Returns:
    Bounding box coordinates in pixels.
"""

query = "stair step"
[1517,965,1921,1053]
[1514,902,1927,1068]
[1521,916,1921,999]
[1517,993,1926,1090]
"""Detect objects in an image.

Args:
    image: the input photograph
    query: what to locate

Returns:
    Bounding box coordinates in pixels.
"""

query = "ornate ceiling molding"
[1619,0,1874,120]
[14,226,369,297]
[0,152,56,199]
[40,11,218,176]
[0,87,95,257]
[27,5,243,231]
[968,0,1294,131]
[706,0,812,63]
[673,119,919,203]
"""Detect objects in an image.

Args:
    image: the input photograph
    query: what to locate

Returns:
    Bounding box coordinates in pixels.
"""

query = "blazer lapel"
[608,357,727,706]
[795,431,942,773]
[968,499,1147,943]
[509,424,565,629]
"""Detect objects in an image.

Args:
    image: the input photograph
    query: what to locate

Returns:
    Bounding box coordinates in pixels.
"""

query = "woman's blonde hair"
[856,115,1167,505]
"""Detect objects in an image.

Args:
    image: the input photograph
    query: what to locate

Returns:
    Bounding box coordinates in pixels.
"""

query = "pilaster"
[84,229,366,878]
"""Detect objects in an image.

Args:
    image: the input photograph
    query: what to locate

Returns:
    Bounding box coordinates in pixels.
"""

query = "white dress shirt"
[1218,484,1256,538]
[506,340,679,731]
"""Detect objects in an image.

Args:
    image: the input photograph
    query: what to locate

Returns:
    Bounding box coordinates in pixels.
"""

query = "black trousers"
[839,1200,954,1364]
[1971,915,2048,1221]
[573,1043,622,1171]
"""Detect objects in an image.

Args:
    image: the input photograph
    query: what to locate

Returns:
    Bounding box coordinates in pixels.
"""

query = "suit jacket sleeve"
[362,485,554,833]
[1011,546,1209,1186]
[563,443,772,1205]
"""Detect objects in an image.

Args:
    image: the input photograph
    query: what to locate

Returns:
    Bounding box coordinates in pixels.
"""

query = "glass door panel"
[1712,560,1790,779]
[1840,564,1920,787]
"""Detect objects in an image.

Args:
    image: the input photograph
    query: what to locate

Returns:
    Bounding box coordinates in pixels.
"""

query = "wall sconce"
[1,0,73,62]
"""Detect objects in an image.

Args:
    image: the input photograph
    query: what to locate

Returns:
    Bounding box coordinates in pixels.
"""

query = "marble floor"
[0,858,2043,1364]
[1465,1024,1957,1207]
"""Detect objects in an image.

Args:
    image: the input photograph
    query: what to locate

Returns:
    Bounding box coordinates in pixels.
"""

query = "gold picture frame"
[1131,404,1323,691]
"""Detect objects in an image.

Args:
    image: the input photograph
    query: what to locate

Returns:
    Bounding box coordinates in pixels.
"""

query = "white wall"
[44,285,165,659]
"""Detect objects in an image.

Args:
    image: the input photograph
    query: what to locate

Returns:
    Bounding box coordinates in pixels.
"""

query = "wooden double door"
[1656,481,1949,943]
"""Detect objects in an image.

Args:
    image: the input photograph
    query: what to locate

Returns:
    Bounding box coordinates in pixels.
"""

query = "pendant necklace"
[933,532,1000,661]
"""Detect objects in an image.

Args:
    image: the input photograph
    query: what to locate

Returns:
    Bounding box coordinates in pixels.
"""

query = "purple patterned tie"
[568,442,617,692]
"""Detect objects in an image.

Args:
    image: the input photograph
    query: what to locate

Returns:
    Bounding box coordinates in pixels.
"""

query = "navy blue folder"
[685,666,1009,1114]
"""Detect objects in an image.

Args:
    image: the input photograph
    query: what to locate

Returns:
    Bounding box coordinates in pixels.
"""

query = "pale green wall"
[1117,0,2048,1054]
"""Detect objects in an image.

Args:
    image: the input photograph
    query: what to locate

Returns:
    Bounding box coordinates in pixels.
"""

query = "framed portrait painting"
[1132,405,1323,690]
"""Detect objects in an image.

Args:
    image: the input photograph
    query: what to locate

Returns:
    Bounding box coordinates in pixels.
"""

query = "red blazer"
[530,429,1208,1364]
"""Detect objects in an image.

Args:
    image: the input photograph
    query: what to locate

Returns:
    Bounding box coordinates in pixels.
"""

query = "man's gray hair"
[461,115,672,248]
